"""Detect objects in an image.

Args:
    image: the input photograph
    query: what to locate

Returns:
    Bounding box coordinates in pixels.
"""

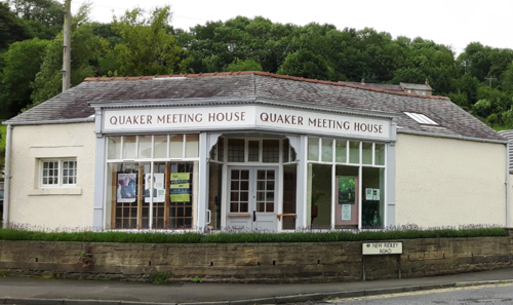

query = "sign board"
[362,242,403,255]
[103,105,391,139]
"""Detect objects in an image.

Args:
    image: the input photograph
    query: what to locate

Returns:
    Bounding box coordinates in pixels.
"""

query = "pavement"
[0,268,513,305]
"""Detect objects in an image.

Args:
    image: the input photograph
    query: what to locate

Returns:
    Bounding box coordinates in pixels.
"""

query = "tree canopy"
[1,5,513,131]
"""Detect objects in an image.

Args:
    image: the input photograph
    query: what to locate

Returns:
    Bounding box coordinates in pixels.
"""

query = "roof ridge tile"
[82,71,450,101]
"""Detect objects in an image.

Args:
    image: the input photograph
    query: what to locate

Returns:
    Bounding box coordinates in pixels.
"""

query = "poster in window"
[144,173,165,203]
[372,189,380,201]
[365,188,373,201]
[170,172,191,202]
[117,173,137,203]
[337,177,356,205]
[341,204,352,221]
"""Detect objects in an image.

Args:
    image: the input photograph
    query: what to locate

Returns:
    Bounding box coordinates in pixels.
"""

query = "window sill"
[28,187,82,196]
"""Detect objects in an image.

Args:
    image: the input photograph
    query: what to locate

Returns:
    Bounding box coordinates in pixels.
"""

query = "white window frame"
[40,158,77,188]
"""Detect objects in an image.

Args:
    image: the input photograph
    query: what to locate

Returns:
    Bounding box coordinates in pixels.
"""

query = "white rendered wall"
[396,134,507,227]
[8,123,95,229]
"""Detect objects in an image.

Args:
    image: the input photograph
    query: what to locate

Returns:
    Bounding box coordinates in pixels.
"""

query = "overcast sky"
[70,0,512,56]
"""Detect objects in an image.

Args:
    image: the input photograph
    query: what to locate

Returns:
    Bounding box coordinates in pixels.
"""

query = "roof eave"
[3,116,95,126]
[88,96,399,120]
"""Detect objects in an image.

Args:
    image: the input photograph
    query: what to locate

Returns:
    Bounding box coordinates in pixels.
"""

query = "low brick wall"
[0,231,512,283]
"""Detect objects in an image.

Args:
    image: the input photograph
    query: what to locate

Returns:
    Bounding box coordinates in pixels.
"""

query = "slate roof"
[4,71,505,142]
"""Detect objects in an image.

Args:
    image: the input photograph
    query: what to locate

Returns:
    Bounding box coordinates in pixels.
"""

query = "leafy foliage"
[0,6,513,130]
[0,2,32,51]
[30,3,106,106]
[0,38,50,117]
[112,6,189,76]
[7,0,64,40]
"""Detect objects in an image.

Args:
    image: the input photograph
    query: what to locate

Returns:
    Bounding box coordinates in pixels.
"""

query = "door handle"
[206,209,212,225]
[253,210,256,222]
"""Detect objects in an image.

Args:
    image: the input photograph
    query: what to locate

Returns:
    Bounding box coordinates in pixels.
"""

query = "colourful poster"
[117,173,137,203]
[170,172,191,202]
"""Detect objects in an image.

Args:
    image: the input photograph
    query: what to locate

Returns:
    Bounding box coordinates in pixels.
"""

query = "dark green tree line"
[1,6,513,130]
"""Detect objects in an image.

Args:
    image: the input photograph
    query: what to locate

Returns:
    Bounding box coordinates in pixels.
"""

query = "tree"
[7,0,64,40]
[277,49,333,80]
[0,2,31,51]
[224,59,262,72]
[0,38,50,118]
[112,6,190,76]
[30,3,107,105]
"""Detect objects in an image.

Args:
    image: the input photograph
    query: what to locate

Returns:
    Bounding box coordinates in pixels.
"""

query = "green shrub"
[148,271,171,284]
[0,227,506,243]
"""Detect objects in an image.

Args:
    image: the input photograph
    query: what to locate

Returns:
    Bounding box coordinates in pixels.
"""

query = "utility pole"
[484,76,497,87]
[62,0,72,92]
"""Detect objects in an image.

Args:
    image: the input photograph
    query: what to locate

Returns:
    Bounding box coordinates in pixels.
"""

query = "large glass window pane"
[335,165,359,229]
[349,141,360,164]
[152,162,167,229]
[185,134,199,158]
[362,142,373,165]
[282,140,290,163]
[154,135,167,158]
[362,167,385,228]
[111,162,140,229]
[217,137,224,162]
[107,136,121,160]
[169,134,183,158]
[375,143,385,166]
[282,164,297,230]
[122,136,136,159]
[322,138,333,162]
[169,162,195,228]
[263,140,279,163]
[138,135,152,159]
[208,163,223,230]
[307,163,332,229]
[335,140,347,163]
[308,137,319,161]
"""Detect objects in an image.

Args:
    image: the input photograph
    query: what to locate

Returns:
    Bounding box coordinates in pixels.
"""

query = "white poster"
[144,173,165,203]
[341,204,352,221]
[373,189,380,200]
[365,188,373,201]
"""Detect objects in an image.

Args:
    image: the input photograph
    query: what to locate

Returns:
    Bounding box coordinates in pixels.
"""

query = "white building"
[2,72,510,231]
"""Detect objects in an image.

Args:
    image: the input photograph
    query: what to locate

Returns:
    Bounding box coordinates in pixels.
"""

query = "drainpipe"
[3,125,12,225]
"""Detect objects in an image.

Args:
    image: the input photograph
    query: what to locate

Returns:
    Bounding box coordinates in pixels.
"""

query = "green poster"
[171,194,190,202]
[170,172,191,202]
[171,173,190,181]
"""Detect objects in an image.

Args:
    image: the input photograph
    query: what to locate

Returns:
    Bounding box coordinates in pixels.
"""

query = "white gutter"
[3,124,12,225]
[398,129,508,145]
[507,142,511,227]
[3,117,95,126]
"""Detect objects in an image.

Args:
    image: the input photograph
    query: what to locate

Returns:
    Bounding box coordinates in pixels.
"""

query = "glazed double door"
[227,167,278,231]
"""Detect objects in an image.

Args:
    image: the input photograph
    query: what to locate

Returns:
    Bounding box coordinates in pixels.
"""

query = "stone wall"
[0,231,512,283]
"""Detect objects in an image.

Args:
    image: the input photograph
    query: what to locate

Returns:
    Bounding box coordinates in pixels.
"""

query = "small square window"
[40,159,77,187]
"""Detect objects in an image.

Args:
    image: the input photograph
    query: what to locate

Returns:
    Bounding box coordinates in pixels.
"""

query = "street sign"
[362,242,403,255]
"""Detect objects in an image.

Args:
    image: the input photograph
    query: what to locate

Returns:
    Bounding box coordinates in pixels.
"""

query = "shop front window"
[106,134,199,230]
[307,138,387,229]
